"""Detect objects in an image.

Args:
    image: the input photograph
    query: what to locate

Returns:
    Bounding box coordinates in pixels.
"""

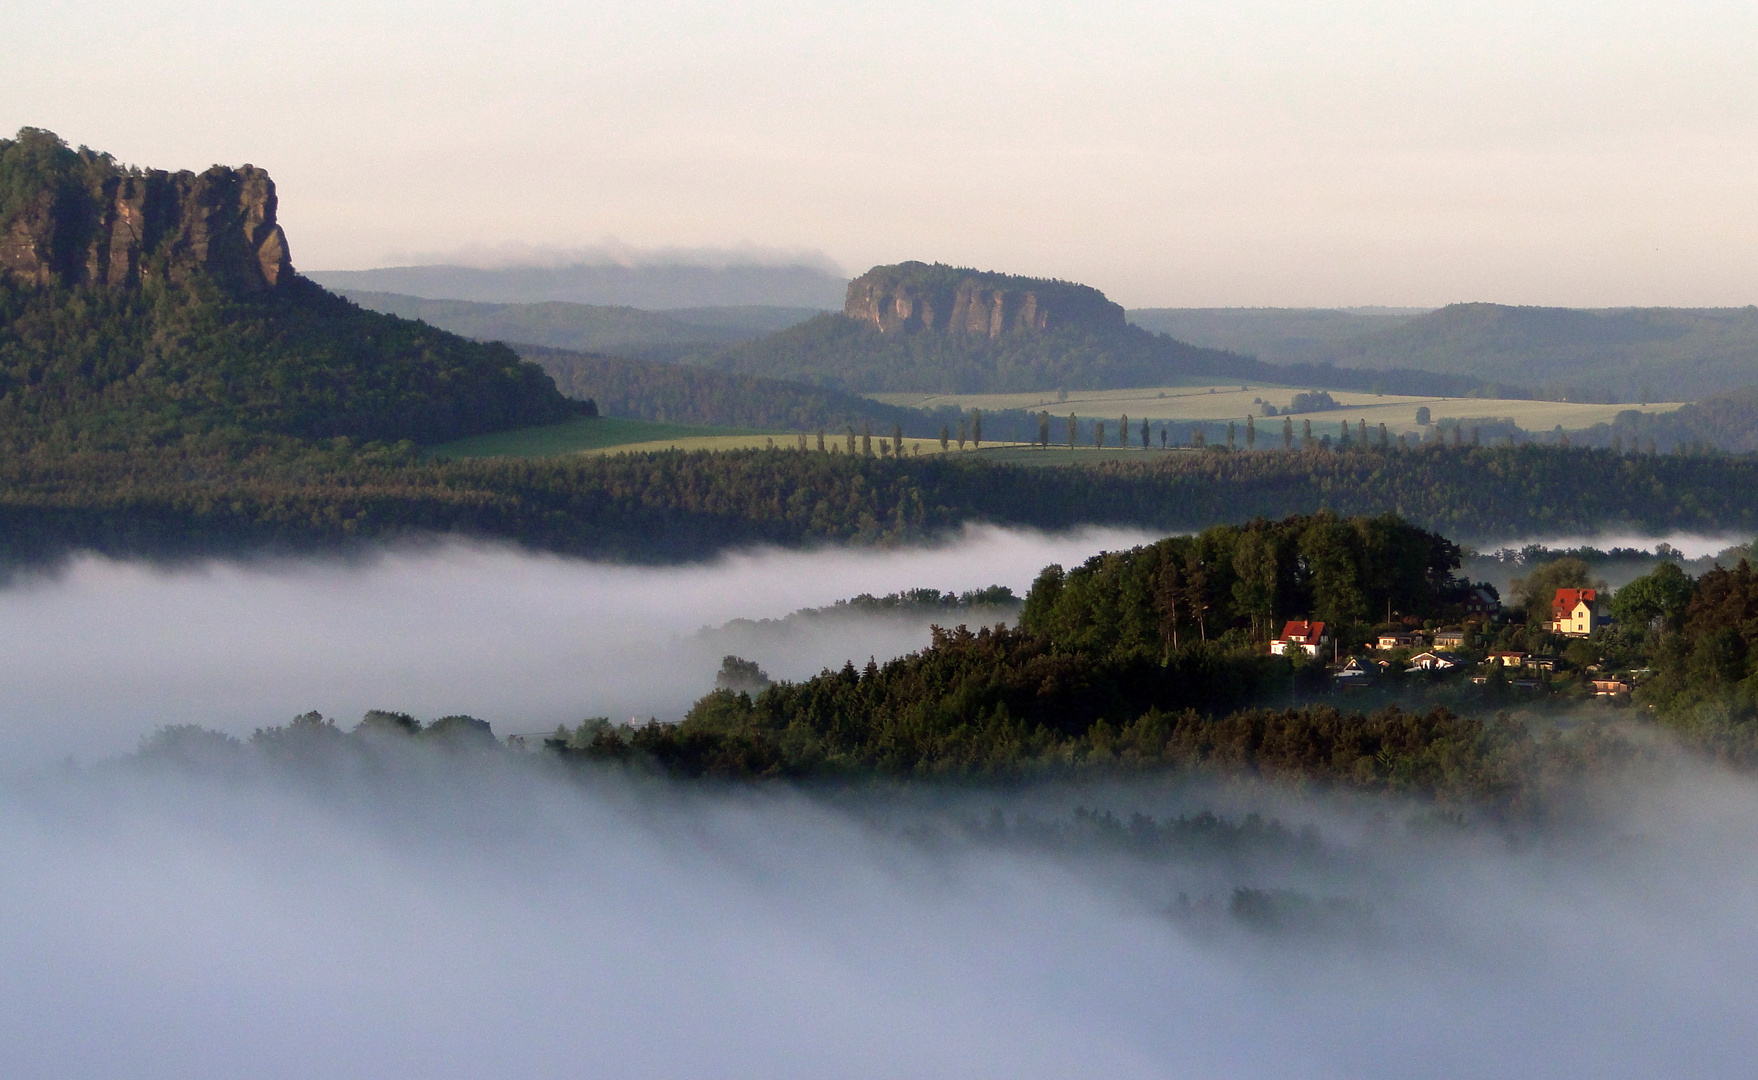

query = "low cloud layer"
[1,741,1754,1078]
[0,526,1155,765]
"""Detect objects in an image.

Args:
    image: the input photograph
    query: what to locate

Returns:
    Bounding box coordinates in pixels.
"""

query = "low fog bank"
[0,526,1153,767]
[1466,532,1756,595]
[2,740,1755,1078]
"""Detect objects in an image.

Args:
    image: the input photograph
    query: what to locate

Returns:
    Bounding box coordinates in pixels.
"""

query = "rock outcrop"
[844,261,1126,337]
[0,128,292,293]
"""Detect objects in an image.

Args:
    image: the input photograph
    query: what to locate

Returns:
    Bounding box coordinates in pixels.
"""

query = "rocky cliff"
[844,261,1126,337]
[0,128,291,293]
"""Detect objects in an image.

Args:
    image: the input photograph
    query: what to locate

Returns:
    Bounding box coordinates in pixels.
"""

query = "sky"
[6,1,1758,307]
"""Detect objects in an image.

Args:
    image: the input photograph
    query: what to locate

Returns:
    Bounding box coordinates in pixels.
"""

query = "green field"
[428,416,778,459]
[583,434,1032,458]
[430,415,1032,459]
[870,384,1687,434]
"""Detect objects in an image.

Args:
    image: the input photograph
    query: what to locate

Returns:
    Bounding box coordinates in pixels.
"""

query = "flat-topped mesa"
[0,128,292,294]
[845,261,1127,337]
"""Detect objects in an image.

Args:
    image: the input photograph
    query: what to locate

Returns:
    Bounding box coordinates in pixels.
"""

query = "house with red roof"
[1551,588,1598,637]
[1271,619,1327,658]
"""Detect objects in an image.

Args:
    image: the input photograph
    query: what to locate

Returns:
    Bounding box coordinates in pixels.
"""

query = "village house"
[1433,627,1469,649]
[1591,678,1633,696]
[1271,619,1327,657]
[1551,588,1598,637]
[1487,650,1528,667]
[1406,651,1463,671]
[1333,656,1374,688]
[1376,630,1424,651]
[1463,587,1501,618]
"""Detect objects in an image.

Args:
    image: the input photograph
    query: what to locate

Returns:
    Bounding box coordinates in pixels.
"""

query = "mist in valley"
[2,729,1755,1079]
[0,526,1153,767]
[5,525,1758,1077]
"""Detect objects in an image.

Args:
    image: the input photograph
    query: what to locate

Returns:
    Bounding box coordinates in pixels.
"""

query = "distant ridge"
[1335,303,1758,400]
[1132,303,1758,401]
[333,290,821,353]
[675,262,1520,398]
[306,262,848,310]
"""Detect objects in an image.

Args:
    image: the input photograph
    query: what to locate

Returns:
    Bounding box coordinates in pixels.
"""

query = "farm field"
[428,416,779,459]
[582,436,1032,457]
[869,385,1688,434]
[432,415,1031,459]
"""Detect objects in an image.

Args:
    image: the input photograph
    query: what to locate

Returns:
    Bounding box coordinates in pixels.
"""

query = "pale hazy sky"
[7,1,1757,306]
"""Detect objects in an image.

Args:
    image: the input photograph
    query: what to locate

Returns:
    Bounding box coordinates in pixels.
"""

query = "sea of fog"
[0,526,1156,765]
[5,526,1758,1076]
[2,742,1756,1078]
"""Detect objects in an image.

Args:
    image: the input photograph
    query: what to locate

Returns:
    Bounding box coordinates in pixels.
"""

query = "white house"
[1406,651,1463,671]
[1271,619,1328,657]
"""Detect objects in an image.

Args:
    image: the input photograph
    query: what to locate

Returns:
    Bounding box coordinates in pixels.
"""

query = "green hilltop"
[0,128,576,454]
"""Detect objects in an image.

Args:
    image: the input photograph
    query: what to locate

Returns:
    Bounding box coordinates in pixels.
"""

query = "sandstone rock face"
[844,261,1126,337]
[0,147,292,293]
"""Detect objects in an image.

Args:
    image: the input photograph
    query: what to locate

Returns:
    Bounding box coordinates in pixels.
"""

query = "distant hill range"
[1128,308,1428,366]
[1133,304,1758,402]
[671,262,1505,397]
[306,262,848,310]
[334,290,822,354]
[0,128,574,449]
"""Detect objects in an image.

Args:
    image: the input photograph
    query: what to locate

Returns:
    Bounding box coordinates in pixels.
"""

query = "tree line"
[7,442,1758,569]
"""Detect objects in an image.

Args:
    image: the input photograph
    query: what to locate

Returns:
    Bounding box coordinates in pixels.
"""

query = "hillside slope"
[0,128,574,450]
[1338,303,1758,400]
[514,343,943,435]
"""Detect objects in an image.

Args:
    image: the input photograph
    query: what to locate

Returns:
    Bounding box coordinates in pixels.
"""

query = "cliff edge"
[0,127,291,294]
[844,261,1126,337]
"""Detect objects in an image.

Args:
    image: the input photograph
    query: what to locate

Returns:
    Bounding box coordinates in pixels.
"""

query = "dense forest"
[534,514,1529,799]
[5,442,1758,569]
[537,515,1758,791]
[1563,387,1758,453]
[513,343,951,434]
[0,276,577,450]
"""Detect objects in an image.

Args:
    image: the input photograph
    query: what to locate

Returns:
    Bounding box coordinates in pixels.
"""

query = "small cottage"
[1433,628,1469,649]
[1376,631,1424,651]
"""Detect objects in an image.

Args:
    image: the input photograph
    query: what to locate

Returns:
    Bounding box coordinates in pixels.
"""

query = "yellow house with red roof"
[1551,588,1598,637]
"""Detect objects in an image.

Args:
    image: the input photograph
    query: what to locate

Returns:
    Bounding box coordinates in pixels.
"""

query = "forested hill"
[0,128,575,450]
[514,343,941,434]
[670,262,1529,397]
[1332,303,1758,402]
